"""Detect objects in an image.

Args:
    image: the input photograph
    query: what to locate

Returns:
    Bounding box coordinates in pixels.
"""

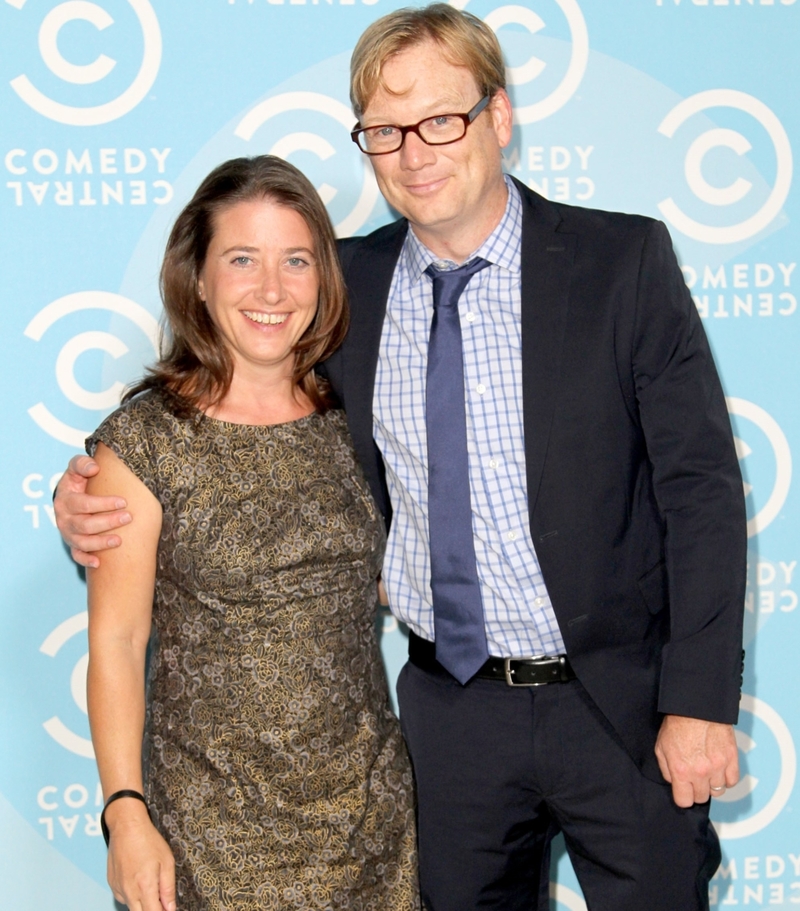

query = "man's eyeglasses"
[351,95,491,156]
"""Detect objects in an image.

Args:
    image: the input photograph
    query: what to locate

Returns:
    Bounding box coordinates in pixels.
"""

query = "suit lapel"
[341,220,407,440]
[517,184,575,518]
[340,220,407,522]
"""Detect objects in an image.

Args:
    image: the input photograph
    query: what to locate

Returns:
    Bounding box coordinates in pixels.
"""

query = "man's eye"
[232,256,251,265]
[377,126,397,138]
[426,115,459,131]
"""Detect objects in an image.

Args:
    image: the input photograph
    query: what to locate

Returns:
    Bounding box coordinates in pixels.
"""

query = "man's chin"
[399,200,456,234]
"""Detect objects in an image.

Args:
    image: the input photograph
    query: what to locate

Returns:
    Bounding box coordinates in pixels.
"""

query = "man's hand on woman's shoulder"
[54,454,131,568]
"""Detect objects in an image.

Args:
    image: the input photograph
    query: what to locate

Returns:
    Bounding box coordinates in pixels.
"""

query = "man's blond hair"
[350,3,506,120]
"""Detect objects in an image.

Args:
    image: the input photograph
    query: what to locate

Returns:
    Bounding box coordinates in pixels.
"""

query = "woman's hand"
[106,803,177,911]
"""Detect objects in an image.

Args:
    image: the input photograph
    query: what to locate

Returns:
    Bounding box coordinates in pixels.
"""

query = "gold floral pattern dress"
[87,390,419,911]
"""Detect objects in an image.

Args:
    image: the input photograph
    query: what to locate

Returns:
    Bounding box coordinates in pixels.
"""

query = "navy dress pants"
[396,659,720,911]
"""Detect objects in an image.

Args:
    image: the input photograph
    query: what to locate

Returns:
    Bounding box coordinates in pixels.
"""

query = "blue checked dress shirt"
[373,177,567,658]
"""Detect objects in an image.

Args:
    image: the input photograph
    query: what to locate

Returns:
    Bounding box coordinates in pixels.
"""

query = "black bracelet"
[100,789,150,847]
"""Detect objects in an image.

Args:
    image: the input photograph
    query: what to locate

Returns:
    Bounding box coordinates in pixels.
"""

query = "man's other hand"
[655,714,739,807]
[54,455,131,568]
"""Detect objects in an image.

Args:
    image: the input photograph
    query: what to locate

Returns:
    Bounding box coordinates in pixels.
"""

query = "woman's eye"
[287,257,309,267]
[232,255,251,265]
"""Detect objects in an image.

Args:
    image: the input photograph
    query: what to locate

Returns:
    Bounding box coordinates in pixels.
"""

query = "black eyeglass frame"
[351,95,492,156]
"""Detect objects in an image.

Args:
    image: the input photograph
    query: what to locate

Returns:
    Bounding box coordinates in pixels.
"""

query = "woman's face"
[197,197,319,380]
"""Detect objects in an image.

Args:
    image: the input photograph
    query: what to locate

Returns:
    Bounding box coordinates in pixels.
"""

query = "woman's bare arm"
[86,443,175,911]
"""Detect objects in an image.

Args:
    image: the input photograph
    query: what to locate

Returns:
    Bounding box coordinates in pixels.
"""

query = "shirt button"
[466,311,476,322]
[535,597,544,606]
[507,531,517,541]
[476,384,486,395]
[489,459,498,469]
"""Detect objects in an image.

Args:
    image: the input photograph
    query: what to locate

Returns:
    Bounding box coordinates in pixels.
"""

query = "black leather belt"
[408,631,576,687]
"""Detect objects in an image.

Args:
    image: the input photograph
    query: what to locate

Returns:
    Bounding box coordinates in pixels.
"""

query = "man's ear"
[490,89,514,149]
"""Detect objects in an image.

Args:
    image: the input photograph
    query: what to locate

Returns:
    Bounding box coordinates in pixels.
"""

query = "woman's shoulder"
[85,387,201,496]
[87,389,203,493]
[312,407,360,456]
[87,388,182,451]
[313,406,350,440]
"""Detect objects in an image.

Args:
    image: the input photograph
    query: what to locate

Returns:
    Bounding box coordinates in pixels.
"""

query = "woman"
[85,155,418,911]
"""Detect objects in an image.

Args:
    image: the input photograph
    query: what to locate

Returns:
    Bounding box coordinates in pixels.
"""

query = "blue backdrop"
[1,1,798,907]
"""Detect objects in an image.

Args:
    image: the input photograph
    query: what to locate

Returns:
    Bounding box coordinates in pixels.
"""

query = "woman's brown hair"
[126,155,348,414]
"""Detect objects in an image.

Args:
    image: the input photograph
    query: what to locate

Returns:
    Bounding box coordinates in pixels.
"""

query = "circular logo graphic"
[39,611,94,759]
[657,90,792,244]
[235,92,380,237]
[727,397,792,539]
[9,0,162,125]
[23,291,160,447]
[713,694,796,840]
[456,0,588,125]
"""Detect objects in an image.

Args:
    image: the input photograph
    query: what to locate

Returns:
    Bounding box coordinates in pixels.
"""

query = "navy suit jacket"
[321,178,746,781]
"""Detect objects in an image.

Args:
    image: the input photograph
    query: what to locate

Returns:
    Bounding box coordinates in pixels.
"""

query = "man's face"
[360,39,512,258]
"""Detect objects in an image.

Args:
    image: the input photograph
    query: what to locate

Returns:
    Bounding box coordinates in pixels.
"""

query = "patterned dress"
[87,390,419,911]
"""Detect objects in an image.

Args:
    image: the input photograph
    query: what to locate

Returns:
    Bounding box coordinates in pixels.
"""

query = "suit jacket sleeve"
[632,220,745,723]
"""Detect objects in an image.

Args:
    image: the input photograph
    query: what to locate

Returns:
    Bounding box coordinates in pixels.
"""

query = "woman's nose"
[256,264,284,304]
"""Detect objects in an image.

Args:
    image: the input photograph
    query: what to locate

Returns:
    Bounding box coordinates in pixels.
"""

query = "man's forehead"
[364,87,467,121]
[362,44,479,122]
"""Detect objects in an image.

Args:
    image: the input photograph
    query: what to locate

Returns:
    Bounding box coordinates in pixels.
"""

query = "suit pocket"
[638,560,667,615]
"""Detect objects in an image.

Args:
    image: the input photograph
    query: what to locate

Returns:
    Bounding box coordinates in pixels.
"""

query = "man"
[56,5,746,909]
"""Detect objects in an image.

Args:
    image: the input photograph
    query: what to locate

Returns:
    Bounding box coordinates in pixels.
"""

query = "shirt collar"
[402,174,522,284]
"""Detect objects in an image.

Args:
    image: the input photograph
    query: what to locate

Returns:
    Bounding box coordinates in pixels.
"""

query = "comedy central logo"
[39,611,94,759]
[657,90,792,245]
[712,694,797,840]
[457,0,588,124]
[727,397,792,539]
[24,291,160,447]
[234,92,381,237]
[8,0,161,126]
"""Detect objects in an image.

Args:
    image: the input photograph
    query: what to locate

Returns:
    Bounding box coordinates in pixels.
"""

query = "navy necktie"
[425,257,491,684]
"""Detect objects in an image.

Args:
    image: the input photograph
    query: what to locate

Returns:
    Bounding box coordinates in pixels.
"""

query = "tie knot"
[425,257,490,311]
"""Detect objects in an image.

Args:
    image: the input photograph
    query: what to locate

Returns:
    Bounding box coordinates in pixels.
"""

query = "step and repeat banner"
[1,1,798,908]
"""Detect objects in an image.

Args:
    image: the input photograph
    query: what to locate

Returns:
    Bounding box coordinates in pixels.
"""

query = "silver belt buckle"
[503,656,562,687]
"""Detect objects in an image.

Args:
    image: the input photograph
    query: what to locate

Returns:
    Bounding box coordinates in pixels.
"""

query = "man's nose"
[399,129,436,169]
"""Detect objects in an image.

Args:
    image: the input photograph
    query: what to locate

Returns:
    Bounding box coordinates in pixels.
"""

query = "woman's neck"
[202,367,314,426]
